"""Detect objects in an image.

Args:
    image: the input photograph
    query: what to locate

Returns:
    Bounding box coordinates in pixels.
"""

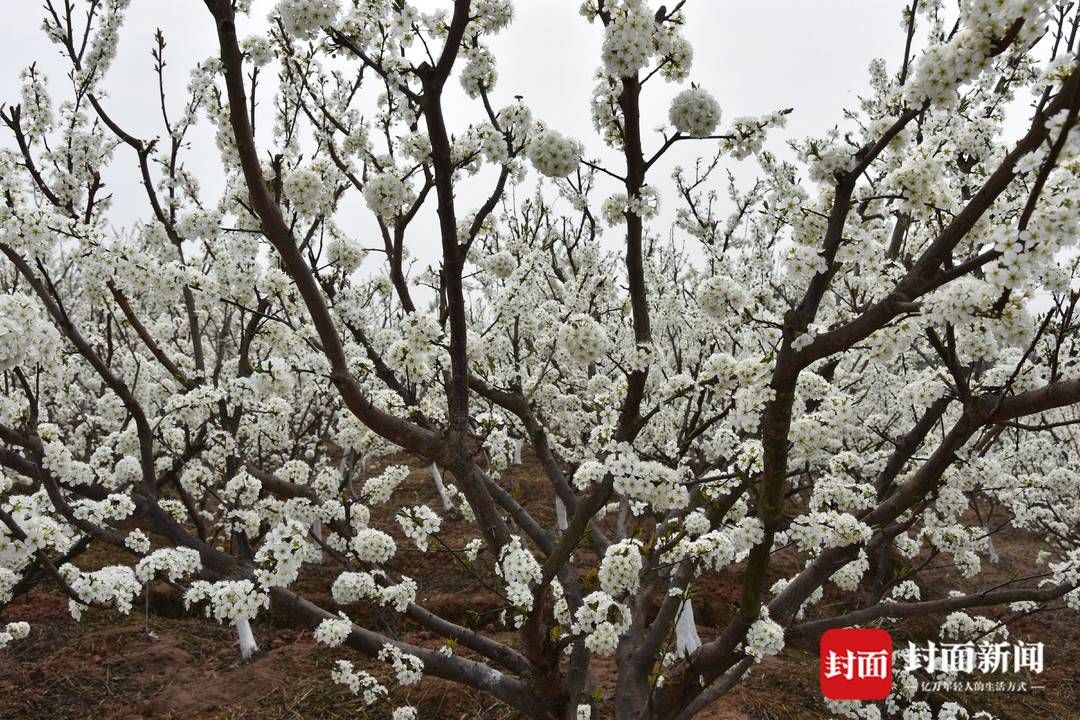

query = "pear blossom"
[0,1,1077,718]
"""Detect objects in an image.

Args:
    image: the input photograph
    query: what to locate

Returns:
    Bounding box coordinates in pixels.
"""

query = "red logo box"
[820,628,894,700]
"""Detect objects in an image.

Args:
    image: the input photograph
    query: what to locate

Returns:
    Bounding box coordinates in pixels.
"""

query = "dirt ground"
[1,456,1078,720]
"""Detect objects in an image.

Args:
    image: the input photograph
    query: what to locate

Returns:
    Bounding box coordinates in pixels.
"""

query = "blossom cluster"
[277,0,340,39]
[396,505,441,551]
[573,591,632,656]
[135,548,202,583]
[314,616,352,648]
[496,536,542,627]
[331,659,388,705]
[0,294,62,372]
[255,519,322,588]
[744,609,784,661]
[184,580,271,623]
[363,174,413,218]
[378,643,424,686]
[527,129,582,178]
[0,621,30,650]
[58,564,141,621]
[560,314,611,366]
[331,570,417,612]
[598,539,643,597]
[352,528,397,565]
[362,465,410,505]
[669,86,721,138]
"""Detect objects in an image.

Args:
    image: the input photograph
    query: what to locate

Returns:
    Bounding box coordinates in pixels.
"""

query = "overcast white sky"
[0,1,916,268]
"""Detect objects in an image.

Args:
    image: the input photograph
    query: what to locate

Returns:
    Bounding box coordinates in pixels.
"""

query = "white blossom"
[528,129,582,178]
[669,86,721,137]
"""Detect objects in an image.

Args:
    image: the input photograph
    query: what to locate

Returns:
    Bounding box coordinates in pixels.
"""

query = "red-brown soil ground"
[2,455,1078,719]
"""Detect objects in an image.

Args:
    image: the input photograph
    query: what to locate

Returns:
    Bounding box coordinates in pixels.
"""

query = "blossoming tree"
[2,0,1080,718]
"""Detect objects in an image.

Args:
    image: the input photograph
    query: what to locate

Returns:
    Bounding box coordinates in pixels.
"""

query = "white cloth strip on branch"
[984,524,1000,564]
[674,597,701,657]
[430,464,454,512]
[237,617,258,660]
[555,496,568,531]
